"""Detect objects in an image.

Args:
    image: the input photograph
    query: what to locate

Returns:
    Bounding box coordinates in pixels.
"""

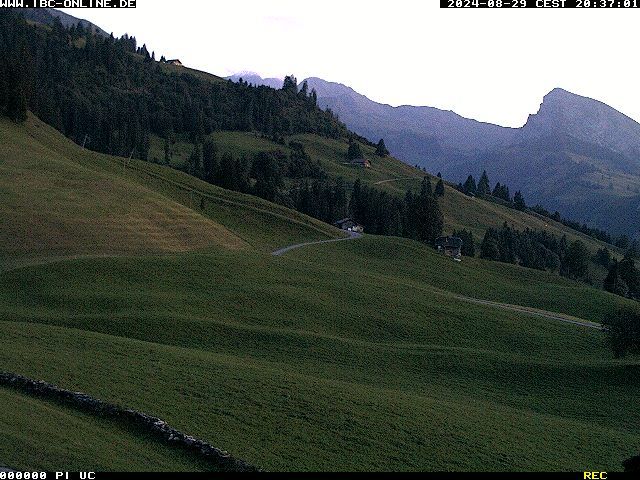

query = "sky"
[61,0,640,128]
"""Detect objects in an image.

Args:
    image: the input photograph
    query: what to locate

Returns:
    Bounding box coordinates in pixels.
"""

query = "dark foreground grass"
[0,388,213,471]
[0,241,638,471]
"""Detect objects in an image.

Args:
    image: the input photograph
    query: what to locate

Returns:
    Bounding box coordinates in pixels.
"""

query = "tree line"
[598,244,640,301]
[459,170,624,247]
[479,222,591,280]
[180,137,445,245]
[0,11,349,159]
[458,171,526,210]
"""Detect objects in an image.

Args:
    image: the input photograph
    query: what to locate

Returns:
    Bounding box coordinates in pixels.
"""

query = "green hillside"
[150,129,618,256]
[0,115,342,270]
[0,117,638,471]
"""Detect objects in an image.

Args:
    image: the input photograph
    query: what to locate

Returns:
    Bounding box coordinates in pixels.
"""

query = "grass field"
[0,116,341,265]
[1,241,638,471]
[0,388,213,472]
[1,117,638,471]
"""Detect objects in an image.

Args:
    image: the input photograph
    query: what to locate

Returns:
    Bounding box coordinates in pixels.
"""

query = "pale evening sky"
[61,0,640,128]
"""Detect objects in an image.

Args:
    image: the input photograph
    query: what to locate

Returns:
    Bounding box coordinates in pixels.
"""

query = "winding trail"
[4,233,601,332]
[373,176,423,186]
[452,295,602,330]
[271,233,602,331]
[272,231,362,257]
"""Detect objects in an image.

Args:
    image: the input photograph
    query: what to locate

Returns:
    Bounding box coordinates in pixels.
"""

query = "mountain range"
[227,74,640,238]
[10,6,640,238]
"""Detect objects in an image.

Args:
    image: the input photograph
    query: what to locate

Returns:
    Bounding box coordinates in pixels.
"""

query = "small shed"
[351,158,371,169]
[335,218,364,233]
[435,236,463,257]
[167,59,183,66]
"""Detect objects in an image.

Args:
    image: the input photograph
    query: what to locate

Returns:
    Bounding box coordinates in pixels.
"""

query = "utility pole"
[125,150,134,171]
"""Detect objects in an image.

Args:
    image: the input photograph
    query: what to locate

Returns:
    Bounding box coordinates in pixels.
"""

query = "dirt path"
[272,234,601,330]
[452,295,602,330]
[373,176,422,186]
[271,231,362,257]
[5,234,601,331]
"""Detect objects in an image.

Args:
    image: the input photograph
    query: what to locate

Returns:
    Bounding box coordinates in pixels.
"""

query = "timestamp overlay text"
[442,0,639,8]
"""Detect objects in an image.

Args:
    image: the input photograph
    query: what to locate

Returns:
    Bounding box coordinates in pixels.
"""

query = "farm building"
[351,158,371,169]
[335,218,364,233]
[435,236,463,257]
[167,59,183,66]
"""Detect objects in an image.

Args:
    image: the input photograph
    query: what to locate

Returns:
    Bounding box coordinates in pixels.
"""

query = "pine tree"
[563,240,589,279]
[202,140,218,184]
[187,145,202,178]
[602,307,640,358]
[282,75,298,94]
[375,139,389,157]
[350,178,364,222]
[477,170,490,196]
[604,261,629,297]
[420,177,433,197]
[435,178,445,197]
[453,229,475,257]
[463,175,477,196]
[299,80,308,98]
[347,140,363,160]
[252,152,283,202]
[480,229,500,261]
[618,257,640,299]
[513,191,526,211]
[415,178,443,244]
[6,84,27,123]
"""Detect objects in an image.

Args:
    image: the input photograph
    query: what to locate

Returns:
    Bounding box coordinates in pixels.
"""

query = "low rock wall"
[0,372,259,472]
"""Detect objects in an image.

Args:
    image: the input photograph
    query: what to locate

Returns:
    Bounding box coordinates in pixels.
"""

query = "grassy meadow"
[0,388,213,472]
[1,244,639,471]
[1,116,638,471]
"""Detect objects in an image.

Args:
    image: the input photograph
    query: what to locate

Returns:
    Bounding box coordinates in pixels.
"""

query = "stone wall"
[0,372,259,472]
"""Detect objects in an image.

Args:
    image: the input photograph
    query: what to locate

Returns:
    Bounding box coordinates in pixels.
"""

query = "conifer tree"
[463,175,477,196]
[513,191,526,211]
[347,140,363,160]
[604,260,629,297]
[375,139,389,157]
[299,80,308,98]
[477,170,491,196]
[282,75,298,94]
[202,140,218,184]
[453,229,475,257]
